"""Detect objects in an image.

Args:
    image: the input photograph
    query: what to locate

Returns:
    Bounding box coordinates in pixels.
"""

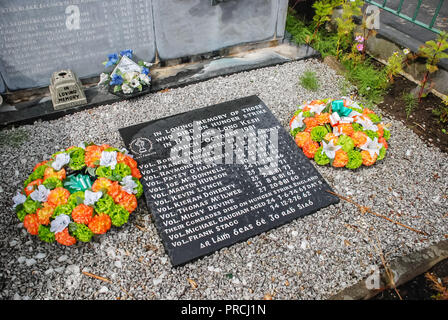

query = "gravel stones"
[0,59,447,300]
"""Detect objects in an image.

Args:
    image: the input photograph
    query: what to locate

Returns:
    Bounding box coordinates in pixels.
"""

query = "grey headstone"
[152,0,287,60]
[0,0,156,90]
[0,71,5,93]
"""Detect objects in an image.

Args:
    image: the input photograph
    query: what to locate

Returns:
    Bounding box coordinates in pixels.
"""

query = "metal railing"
[365,0,445,34]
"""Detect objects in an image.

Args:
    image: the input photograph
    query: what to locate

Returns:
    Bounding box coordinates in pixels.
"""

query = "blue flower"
[109,74,123,86]
[120,49,133,59]
[141,67,149,75]
[105,53,119,68]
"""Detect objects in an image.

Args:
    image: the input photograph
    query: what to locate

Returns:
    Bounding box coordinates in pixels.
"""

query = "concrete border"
[329,240,448,300]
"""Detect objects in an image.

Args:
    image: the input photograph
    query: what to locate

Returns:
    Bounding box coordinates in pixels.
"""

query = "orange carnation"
[324,133,338,144]
[361,150,377,166]
[108,182,126,203]
[37,204,54,225]
[55,228,76,246]
[24,214,40,235]
[25,179,43,196]
[304,117,319,132]
[316,113,331,125]
[118,193,137,213]
[379,137,388,149]
[85,145,103,167]
[131,167,142,179]
[294,131,311,148]
[33,160,48,172]
[362,108,375,115]
[92,177,113,192]
[377,123,384,138]
[352,131,368,148]
[339,124,354,136]
[47,187,70,207]
[302,140,319,158]
[100,144,112,151]
[333,150,349,167]
[44,167,66,181]
[88,214,112,234]
[72,204,94,224]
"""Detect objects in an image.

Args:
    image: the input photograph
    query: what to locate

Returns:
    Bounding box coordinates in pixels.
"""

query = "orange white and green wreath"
[12,143,143,246]
[290,97,390,169]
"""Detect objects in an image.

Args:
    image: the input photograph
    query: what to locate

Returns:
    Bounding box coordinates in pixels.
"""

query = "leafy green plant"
[335,0,363,57]
[286,12,312,45]
[310,0,342,44]
[432,95,448,124]
[402,92,418,119]
[385,50,407,83]
[299,71,320,91]
[417,31,448,102]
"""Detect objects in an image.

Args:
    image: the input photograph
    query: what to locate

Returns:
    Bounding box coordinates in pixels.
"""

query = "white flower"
[12,192,26,209]
[122,83,133,94]
[360,136,382,158]
[84,190,103,206]
[290,112,305,130]
[139,74,150,84]
[143,61,153,67]
[120,175,138,194]
[333,126,343,136]
[99,151,117,170]
[403,48,410,55]
[30,185,51,202]
[52,153,70,171]
[121,148,134,159]
[50,214,70,234]
[307,103,326,115]
[355,115,378,132]
[322,140,341,159]
[329,112,341,126]
[130,78,140,88]
[98,73,109,86]
[123,71,138,82]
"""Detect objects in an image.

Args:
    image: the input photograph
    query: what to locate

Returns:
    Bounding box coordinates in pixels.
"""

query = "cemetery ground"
[1,58,448,300]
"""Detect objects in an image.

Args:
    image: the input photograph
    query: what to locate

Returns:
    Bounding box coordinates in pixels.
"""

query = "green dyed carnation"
[52,204,73,218]
[367,113,381,123]
[43,177,63,190]
[351,123,364,132]
[38,225,55,243]
[383,129,391,141]
[69,223,93,242]
[96,166,113,178]
[346,150,363,170]
[337,135,355,153]
[104,147,120,152]
[310,126,329,142]
[109,205,130,227]
[314,147,330,165]
[29,165,47,181]
[16,205,27,222]
[23,198,40,214]
[23,177,33,188]
[133,178,143,199]
[69,147,86,170]
[302,111,314,118]
[112,163,131,181]
[67,191,85,207]
[377,146,386,161]
[364,130,379,140]
[95,194,115,214]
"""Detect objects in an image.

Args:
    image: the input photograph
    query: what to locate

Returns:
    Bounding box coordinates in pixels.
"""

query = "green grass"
[299,71,320,91]
[0,128,29,148]
[402,92,418,119]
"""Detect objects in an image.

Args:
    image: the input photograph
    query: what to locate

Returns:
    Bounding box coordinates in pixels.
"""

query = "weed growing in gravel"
[0,128,29,148]
[299,71,320,91]
[402,92,418,119]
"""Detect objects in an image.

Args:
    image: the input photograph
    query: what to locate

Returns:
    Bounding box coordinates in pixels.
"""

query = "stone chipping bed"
[0,59,447,300]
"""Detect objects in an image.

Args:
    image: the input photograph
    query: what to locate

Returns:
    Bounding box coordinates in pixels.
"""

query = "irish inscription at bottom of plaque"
[119,95,339,266]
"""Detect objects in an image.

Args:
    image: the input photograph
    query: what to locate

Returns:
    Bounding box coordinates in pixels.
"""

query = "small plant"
[335,0,363,57]
[0,128,29,148]
[432,95,448,123]
[417,31,448,102]
[299,71,320,91]
[385,49,408,83]
[402,92,418,119]
[310,0,342,44]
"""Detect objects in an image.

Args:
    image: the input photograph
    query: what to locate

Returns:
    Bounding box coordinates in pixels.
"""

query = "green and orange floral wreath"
[12,143,143,246]
[290,97,391,169]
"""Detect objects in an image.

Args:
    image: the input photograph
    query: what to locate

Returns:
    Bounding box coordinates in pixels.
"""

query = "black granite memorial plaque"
[119,96,339,266]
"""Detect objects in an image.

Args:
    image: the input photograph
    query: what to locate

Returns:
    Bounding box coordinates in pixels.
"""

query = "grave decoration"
[290,97,390,169]
[119,95,339,266]
[98,49,152,98]
[12,143,143,246]
[49,70,87,110]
